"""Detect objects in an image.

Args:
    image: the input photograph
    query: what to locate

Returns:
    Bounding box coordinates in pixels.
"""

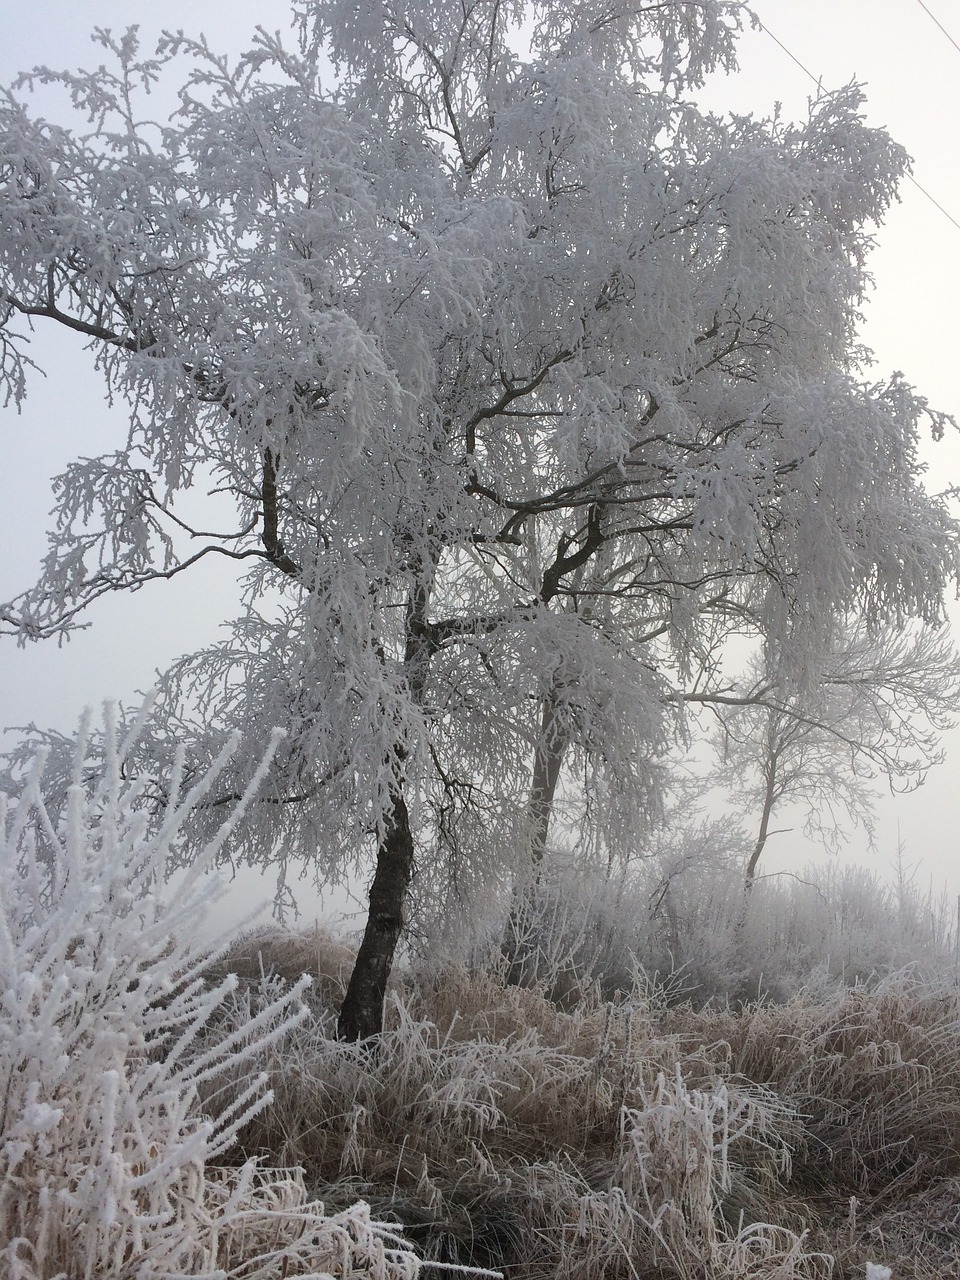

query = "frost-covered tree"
[705,624,960,896]
[1,1,957,1038]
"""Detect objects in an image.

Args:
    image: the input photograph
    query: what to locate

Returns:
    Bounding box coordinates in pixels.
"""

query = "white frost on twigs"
[0,702,423,1278]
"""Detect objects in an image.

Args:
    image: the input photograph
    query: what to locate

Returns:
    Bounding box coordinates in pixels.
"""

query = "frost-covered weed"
[0,706,422,1279]
[487,851,959,1008]
[615,1069,796,1262]
[205,926,960,1278]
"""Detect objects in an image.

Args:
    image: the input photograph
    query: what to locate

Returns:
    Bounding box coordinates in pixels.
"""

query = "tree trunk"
[337,785,415,1042]
[337,567,435,1042]
[734,744,780,960]
[743,751,779,900]
[527,693,567,873]
[504,693,568,986]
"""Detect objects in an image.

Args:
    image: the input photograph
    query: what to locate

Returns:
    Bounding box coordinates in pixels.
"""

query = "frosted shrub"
[500,851,960,1009]
[608,1068,830,1279]
[0,705,421,1279]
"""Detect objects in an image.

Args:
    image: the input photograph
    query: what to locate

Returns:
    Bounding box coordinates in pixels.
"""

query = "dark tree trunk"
[337,572,434,1042]
[337,785,415,1042]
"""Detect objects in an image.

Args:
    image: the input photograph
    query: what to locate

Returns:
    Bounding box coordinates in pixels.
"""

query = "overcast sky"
[2,0,959,906]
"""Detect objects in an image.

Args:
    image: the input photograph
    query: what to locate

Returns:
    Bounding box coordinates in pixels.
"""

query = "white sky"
[1,0,959,905]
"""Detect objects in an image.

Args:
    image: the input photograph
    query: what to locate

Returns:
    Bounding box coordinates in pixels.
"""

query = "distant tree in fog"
[703,625,960,896]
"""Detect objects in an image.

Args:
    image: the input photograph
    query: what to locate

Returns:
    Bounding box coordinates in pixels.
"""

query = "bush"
[491,851,959,1008]
[0,705,422,1280]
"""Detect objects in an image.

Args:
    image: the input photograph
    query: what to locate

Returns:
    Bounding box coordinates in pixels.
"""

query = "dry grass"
[666,974,960,1204]
[201,929,960,1279]
[838,1176,960,1277]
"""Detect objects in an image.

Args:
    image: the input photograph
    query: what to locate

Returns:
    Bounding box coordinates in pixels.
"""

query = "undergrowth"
[5,705,958,1278]
[211,923,960,1280]
[0,710,424,1280]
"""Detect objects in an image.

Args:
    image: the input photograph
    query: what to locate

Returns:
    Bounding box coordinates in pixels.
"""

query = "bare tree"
[704,625,960,897]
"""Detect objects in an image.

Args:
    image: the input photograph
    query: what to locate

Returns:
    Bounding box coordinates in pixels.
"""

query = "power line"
[756,17,960,235]
[755,20,822,89]
[908,173,960,233]
[913,0,960,58]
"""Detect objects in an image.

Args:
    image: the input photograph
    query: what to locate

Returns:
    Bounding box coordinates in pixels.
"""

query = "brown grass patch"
[199,930,960,1277]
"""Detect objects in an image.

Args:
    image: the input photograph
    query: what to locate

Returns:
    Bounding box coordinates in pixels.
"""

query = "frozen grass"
[7,709,957,1277]
[0,710,424,1280]
[211,914,960,1280]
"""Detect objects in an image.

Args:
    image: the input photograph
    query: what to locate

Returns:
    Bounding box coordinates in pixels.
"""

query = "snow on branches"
[1,1,957,1035]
